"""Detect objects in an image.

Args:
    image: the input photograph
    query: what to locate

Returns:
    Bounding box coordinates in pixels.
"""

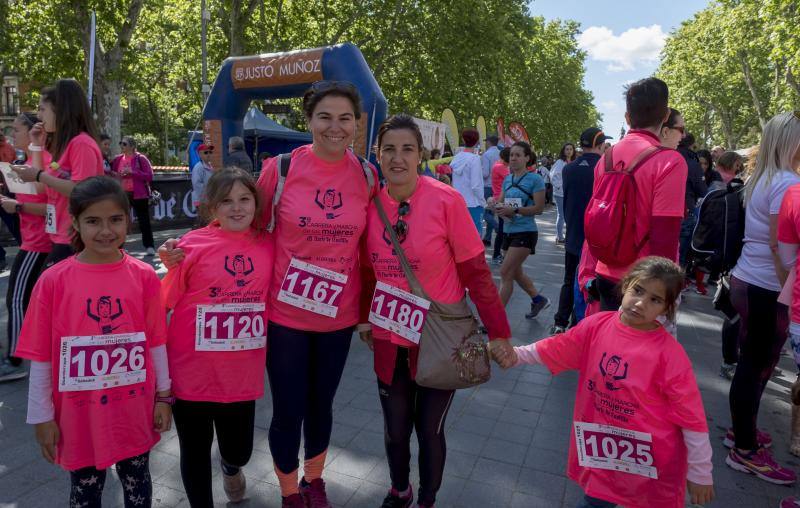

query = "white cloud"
[578,25,666,72]
[600,100,621,112]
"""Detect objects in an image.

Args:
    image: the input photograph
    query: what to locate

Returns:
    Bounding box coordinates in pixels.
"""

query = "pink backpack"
[584,145,667,266]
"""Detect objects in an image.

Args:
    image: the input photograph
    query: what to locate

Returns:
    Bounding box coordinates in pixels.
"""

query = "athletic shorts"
[502,231,538,254]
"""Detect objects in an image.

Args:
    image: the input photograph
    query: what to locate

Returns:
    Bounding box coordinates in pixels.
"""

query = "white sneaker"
[0,359,28,383]
[145,247,156,256]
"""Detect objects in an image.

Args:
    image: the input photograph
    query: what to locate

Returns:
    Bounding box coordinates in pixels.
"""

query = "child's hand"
[153,402,172,433]
[488,339,517,369]
[158,239,184,268]
[687,481,714,505]
[35,420,60,463]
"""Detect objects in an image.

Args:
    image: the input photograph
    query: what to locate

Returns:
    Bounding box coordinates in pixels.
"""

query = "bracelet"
[27,144,42,152]
[35,170,44,182]
[356,323,372,333]
[14,203,22,214]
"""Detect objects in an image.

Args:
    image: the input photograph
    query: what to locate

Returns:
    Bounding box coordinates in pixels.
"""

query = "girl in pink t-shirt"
[12,79,104,269]
[495,257,715,508]
[14,176,172,507]
[160,167,273,506]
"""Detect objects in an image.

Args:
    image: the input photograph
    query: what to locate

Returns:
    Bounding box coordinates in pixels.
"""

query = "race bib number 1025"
[573,421,658,479]
[59,332,147,392]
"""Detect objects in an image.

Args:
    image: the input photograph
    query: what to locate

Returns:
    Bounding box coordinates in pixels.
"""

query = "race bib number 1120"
[573,421,657,479]
[59,332,147,392]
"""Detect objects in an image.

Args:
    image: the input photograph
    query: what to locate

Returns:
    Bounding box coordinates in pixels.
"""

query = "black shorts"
[502,231,538,253]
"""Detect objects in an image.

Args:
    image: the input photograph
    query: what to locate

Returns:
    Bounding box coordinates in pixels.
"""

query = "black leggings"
[69,452,151,508]
[379,348,455,506]
[128,195,154,249]
[5,249,47,363]
[172,399,255,507]
[729,276,789,450]
[42,243,74,273]
[596,275,622,312]
[266,321,352,474]
[493,217,505,259]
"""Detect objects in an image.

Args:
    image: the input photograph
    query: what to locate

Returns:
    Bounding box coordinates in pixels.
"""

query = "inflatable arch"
[202,43,388,170]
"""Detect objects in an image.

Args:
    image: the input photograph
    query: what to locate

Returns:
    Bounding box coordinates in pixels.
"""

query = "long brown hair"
[69,176,130,252]
[41,79,98,159]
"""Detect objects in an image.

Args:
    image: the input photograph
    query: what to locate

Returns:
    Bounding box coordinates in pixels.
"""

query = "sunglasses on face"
[202,151,212,155]
[119,142,128,146]
[393,201,411,242]
[672,126,685,134]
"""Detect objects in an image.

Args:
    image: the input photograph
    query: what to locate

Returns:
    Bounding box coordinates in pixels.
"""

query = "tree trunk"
[94,78,123,148]
[788,67,800,97]
[738,50,766,129]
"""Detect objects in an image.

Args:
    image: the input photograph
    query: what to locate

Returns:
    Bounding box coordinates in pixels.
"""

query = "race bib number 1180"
[573,421,658,479]
[59,332,147,392]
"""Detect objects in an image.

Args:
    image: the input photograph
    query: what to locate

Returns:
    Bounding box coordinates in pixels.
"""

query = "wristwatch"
[155,395,176,406]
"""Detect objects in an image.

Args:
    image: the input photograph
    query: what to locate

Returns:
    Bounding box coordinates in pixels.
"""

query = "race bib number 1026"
[59,332,147,392]
[573,421,658,479]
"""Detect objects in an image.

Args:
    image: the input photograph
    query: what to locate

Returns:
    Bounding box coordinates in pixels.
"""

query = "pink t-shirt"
[19,150,53,253]
[491,161,509,200]
[777,184,800,323]
[46,133,104,245]
[593,131,687,281]
[257,145,377,332]
[364,176,485,347]
[14,254,167,471]
[120,154,134,192]
[535,312,708,508]
[161,223,274,402]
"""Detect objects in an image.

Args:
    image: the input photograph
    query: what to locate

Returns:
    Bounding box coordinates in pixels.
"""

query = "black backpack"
[691,178,745,274]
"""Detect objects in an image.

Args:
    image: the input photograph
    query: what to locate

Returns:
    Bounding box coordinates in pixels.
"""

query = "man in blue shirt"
[550,127,610,334]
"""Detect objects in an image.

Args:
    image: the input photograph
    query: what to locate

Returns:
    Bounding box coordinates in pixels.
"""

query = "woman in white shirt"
[726,111,800,485]
[550,143,576,244]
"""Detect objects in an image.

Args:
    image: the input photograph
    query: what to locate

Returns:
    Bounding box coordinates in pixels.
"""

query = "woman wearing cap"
[159,80,377,508]
[358,114,511,508]
[191,143,215,209]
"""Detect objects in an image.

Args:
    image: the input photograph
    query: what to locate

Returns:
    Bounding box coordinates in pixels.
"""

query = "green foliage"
[657,0,799,149]
[0,0,598,161]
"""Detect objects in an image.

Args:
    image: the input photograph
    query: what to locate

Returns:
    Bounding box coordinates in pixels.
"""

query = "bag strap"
[373,196,430,300]
[507,172,534,201]
[266,153,292,233]
[604,145,667,175]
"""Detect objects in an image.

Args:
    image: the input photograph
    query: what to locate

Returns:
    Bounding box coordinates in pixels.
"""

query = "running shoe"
[482,238,492,246]
[525,296,550,319]
[300,478,332,508]
[555,238,565,245]
[145,247,156,256]
[491,255,503,266]
[222,465,246,503]
[725,447,796,484]
[723,428,772,449]
[282,494,304,508]
[0,359,27,383]
[381,486,414,508]
[549,324,567,335]
[719,362,737,380]
[780,497,800,508]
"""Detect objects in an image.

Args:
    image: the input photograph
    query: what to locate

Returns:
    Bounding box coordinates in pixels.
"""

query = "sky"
[529,0,709,141]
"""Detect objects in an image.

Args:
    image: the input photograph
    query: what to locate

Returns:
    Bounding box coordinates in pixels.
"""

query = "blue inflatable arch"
[202,43,388,170]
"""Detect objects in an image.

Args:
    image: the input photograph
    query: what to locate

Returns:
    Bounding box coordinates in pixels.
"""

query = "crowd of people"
[0,73,799,508]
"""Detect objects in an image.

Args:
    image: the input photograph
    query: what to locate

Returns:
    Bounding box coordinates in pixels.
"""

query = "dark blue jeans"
[576,494,616,508]
[266,321,353,474]
[679,208,697,267]
[482,186,496,239]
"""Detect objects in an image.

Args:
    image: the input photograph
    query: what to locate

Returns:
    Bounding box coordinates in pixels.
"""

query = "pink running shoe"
[781,497,800,508]
[726,448,796,485]
[722,428,773,449]
[300,478,332,508]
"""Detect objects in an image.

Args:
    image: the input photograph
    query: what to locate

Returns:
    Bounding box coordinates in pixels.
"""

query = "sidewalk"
[0,206,796,507]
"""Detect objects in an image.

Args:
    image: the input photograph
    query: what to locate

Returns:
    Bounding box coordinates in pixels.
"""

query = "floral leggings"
[69,452,151,508]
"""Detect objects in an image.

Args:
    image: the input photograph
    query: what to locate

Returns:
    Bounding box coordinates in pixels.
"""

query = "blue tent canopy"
[242,107,312,142]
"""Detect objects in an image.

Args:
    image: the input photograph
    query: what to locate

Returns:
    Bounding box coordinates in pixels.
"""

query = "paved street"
[0,205,797,507]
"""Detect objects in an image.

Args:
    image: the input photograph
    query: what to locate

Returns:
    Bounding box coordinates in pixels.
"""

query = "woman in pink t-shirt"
[159,82,376,507]
[13,79,104,269]
[110,136,155,253]
[359,114,512,507]
[14,176,172,507]
[0,112,52,382]
[161,168,273,505]
[495,257,714,508]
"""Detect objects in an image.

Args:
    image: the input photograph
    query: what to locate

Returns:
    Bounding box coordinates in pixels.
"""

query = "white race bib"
[277,258,348,318]
[45,203,57,234]
[504,198,523,209]
[369,281,431,344]
[195,303,266,351]
[58,332,147,392]
[573,421,658,479]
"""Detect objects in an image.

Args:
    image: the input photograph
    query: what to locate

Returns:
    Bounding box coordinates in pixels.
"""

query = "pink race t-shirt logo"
[224,254,256,287]
[599,352,629,391]
[315,188,344,219]
[86,296,126,334]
